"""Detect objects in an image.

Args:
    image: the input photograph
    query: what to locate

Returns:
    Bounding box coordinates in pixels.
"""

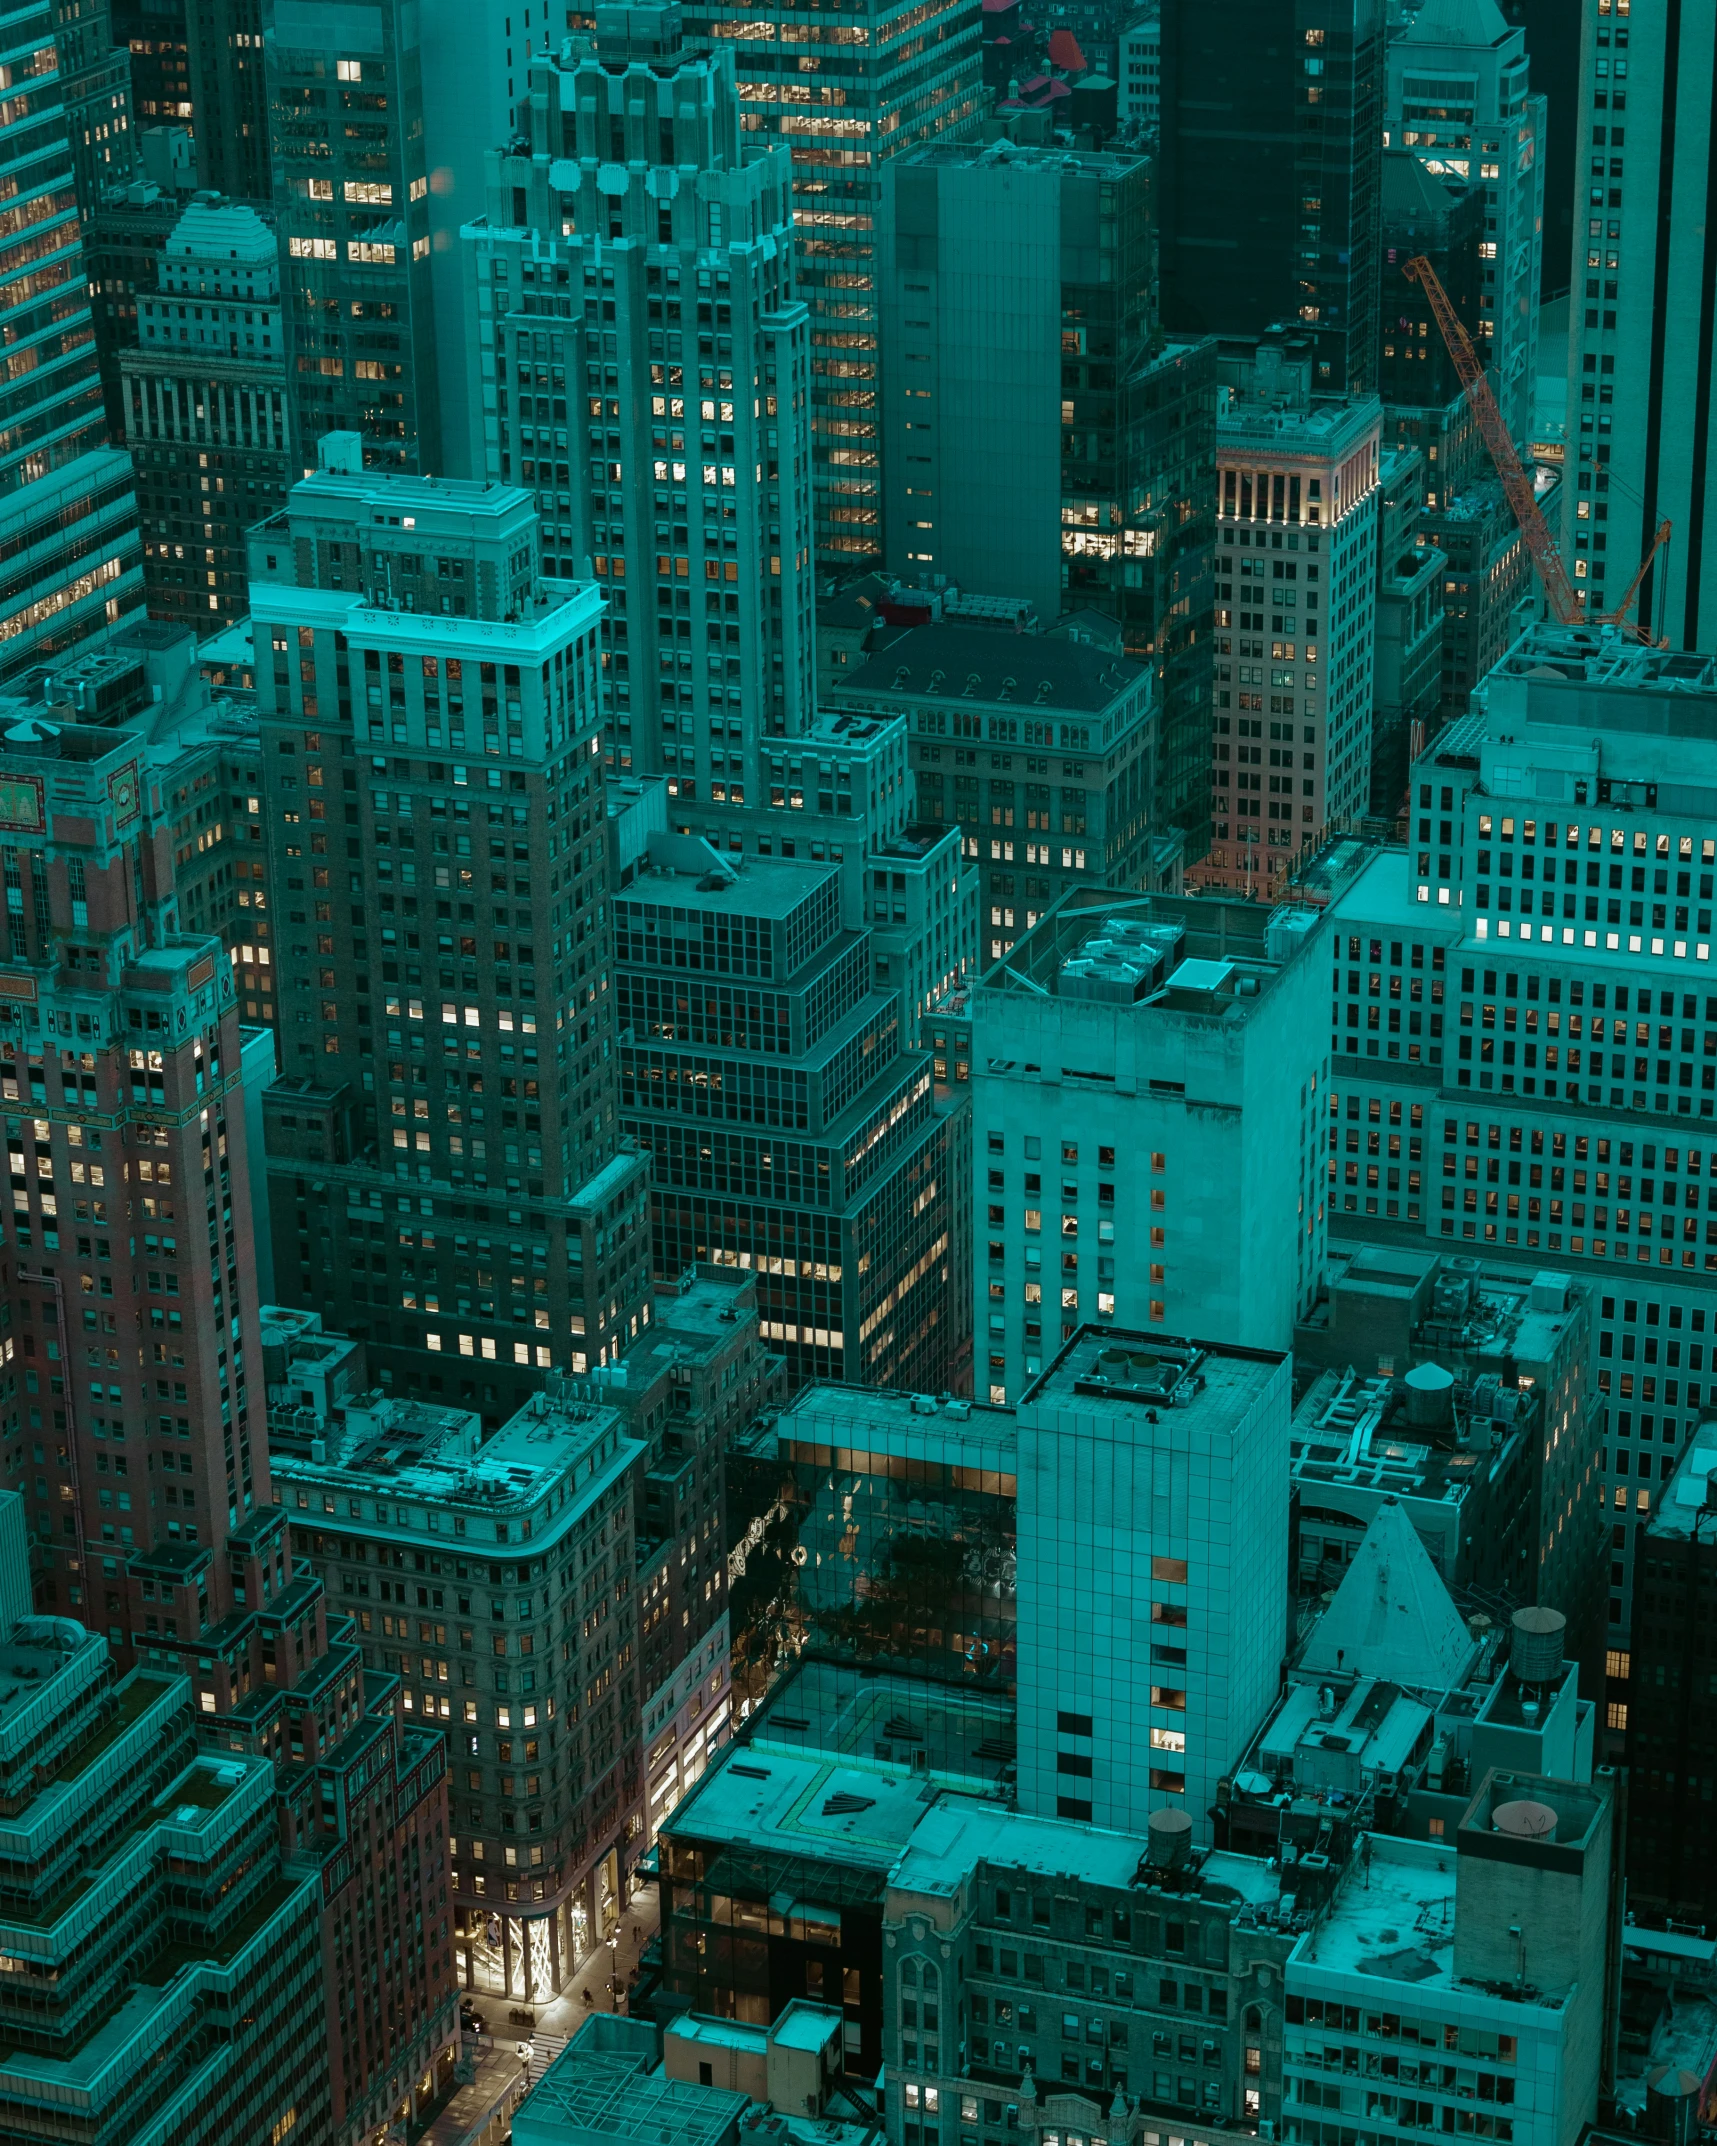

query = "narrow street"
[416,1886,660,2145]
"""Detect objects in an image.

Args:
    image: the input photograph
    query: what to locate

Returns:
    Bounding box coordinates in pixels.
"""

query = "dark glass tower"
[1158,0,1383,396]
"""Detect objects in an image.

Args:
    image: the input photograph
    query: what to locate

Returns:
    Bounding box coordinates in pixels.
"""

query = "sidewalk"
[416,1889,661,2146]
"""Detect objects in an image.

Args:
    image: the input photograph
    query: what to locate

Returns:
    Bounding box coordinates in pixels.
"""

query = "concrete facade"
[1205,334,1382,899]
[1014,1329,1291,1838]
[970,889,1330,1403]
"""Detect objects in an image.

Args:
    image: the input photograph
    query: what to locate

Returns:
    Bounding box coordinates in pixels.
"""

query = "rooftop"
[832,618,1147,718]
[514,2016,746,2146]
[576,1267,759,1394]
[980,887,1319,1005]
[614,837,837,923]
[1649,1425,1717,1543]
[270,1387,631,1519]
[889,1794,1284,1912]
[1612,1994,1717,2120]
[747,1658,1016,1788]
[1293,1832,1455,1984]
[660,1739,949,1869]
[1022,1326,1285,1433]
[901,135,1150,179]
[774,1381,1016,1475]
[1297,1499,1481,1690]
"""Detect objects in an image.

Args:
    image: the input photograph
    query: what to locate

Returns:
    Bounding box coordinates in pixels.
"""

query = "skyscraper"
[1320,618,1717,1749]
[262,0,439,471]
[50,0,139,213]
[1205,331,1382,897]
[0,625,458,2144]
[1558,0,1717,645]
[251,438,653,1420]
[122,197,292,625]
[0,1493,337,2146]
[613,825,962,1393]
[970,888,1330,1405]
[1378,146,1486,511]
[185,0,266,198]
[465,0,817,801]
[0,0,144,683]
[678,0,981,571]
[1385,0,1545,451]
[112,0,192,137]
[1014,1327,1291,1836]
[876,139,1218,856]
[266,1316,651,2004]
[1158,0,1383,396]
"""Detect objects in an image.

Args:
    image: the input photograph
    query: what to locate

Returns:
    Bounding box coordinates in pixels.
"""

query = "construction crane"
[1403,254,1668,646]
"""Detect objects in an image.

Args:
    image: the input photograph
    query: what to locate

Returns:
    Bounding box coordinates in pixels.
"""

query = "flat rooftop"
[1613,1997,1717,2119]
[1475,620,1717,700]
[983,886,1315,1005]
[614,850,836,922]
[1023,1326,1285,1431]
[889,1794,1284,1912]
[1651,1427,1717,1542]
[834,619,1146,717]
[775,1381,1017,1475]
[515,2018,745,2146]
[272,1389,629,1513]
[749,1659,1015,1787]
[904,137,1151,178]
[1293,1834,1455,1985]
[660,1739,948,1869]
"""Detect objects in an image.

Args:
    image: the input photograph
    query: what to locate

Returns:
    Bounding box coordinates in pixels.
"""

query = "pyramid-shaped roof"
[1299,1498,1479,1689]
[1398,0,1510,48]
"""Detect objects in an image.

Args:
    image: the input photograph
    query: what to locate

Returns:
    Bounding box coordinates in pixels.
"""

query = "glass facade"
[0,0,143,679]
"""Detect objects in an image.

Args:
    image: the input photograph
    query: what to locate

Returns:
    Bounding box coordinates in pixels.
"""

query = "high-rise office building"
[261,0,439,471]
[122,198,292,625]
[51,0,139,213]
[678,0,981,570]
[883,1777,1302,2137]
[1285,1774,1614,2146]
[1015,1326,1291,1837]
[1372,446,1446,816]
[568,1261,783,1833]
[1625,1417,1717,1927]
[1205,332,1382,898]
[251,439,653,1420]
[265,1308,651,2002]
[466,0,816,802]
[0,1493,337,2146]
[613,826,961,1393]
[1498,0,1582,297]
[1158,0,1384,396]
[1320,619,1717,1741]
[0,0,144,683]
[1558,0,1716,644]
[0,633,459,2145]
[1418,475,1531,721]
[877,139,1217,856]
[185,0,265,198]
[1378,146,1485,511]
[85,159,197,435]
[1385,0,1545,451]
[970,888,1330,1405]
[1117,5,1161,129]
[827,616,1163,961]
[113,0,191,135]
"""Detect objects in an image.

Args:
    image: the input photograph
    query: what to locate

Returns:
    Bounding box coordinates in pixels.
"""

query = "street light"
[606,1933,623,2014]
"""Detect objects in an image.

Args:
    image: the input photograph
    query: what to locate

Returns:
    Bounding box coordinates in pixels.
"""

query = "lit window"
[1606,1702,1628,1731]
[1605,1650,1630,1679]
